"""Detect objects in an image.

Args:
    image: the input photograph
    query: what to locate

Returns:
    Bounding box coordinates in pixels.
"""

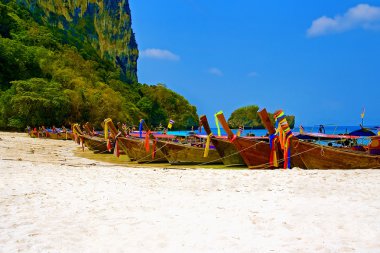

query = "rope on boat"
[20,135,380,169]
[197,141,266,166]
[122,137,380,169]
[250,138,378,169]
[129,139,328,168]
[197,141,320,169]
[134,141,169,164]
[132,138,258,166]
[257,146,321,170]
[256,138,360,169]
[134,140,267,166]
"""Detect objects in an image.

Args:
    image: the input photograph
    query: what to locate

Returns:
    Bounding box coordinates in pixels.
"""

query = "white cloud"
[248,71,258,77]
[208,67,223,76]
[140,48,180,61]
[307,4,380,37]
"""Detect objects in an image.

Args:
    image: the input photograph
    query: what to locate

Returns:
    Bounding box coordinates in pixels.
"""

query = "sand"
[1,132,380,253]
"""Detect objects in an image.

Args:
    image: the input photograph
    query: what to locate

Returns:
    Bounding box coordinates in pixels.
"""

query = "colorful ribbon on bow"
[274,110,294,169]
[145,130,150,152]
[103,118,112,140]
[215,111,223,137]
[107,139,112,152]
[269,134,279,167]
[203,133,213,158]
[139,119,144,138]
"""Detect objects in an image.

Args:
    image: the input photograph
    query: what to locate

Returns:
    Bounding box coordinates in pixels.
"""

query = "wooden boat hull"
[157,140,222,165]
[82,135,111,154]
[28,132,72,140]
[230,137,275,169]
[198,114,245,166]
[210,137,246,166]
[120,137,167,163]
[213,111,279,169]
[289,138,380,169]
[46,132,73,140]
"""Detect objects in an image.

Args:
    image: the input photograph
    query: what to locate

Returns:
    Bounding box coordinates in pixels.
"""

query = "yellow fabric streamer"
[103,118,112,140]
[214,110,223,137]
[273,150,278,167]
[203,133,212,158]
[72,124,77,135]
[275,112,294,169]
[72,124,80,135]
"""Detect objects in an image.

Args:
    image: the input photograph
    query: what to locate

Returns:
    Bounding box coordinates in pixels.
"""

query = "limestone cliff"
[19,0,138,83]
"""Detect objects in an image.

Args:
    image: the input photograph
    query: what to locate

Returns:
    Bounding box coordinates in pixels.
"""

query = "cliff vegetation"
[0,0,198,130]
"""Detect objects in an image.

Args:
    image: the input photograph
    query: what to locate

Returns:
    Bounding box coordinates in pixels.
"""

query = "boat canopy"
[295,132,360,141]
[349,128,376,137]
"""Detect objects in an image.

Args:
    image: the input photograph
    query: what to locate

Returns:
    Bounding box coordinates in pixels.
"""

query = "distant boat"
[295,132,360,141]
[45,129,73,140]
[28,127,73,140]
[349,126,376,137]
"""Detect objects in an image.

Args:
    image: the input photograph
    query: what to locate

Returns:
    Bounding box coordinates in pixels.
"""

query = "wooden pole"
[199,115,214,137]
[258,108,276,135]
[215,112,234,140]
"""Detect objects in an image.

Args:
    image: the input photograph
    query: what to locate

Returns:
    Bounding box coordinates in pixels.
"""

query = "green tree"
[0,1,199,131]
[1,78,70,129]
[228,105,296,129]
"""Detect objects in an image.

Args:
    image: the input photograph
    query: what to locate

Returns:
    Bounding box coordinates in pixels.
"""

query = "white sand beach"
[1,132,380,253]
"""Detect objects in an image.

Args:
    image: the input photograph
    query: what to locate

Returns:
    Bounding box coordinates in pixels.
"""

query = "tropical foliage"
[228,105,296,129]
[0,0,198,130]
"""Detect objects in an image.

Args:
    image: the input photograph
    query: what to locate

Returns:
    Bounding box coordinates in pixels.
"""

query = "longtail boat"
[84,122,94,136]
[28,128,40,138]
[28,127,73,140]
[273,110,380,169]
[216,111,279,169]
[46,130,73,140]
[199,115,246,166]
[104,118,167,163]
[84,136,111,153]
[72,123,111,154]
[296,132,361,141]
[156,136,223,165]
[119,136,167,163]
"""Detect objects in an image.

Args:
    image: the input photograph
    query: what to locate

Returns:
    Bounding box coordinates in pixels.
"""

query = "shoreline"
[1,131,380,252]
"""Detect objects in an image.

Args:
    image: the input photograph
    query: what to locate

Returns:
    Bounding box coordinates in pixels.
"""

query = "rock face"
[19,0,138,83]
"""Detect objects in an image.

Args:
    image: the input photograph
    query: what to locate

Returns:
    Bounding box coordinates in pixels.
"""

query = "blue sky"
[130,0,380,126]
